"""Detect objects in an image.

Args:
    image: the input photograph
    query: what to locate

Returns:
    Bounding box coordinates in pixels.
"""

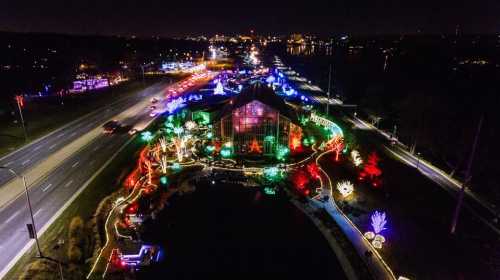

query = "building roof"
[214,82,299,123]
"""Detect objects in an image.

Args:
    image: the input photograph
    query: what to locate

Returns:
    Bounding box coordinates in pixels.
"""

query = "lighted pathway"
[315,150,397,280]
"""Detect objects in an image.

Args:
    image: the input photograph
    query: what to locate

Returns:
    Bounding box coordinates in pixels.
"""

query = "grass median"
[5,135,145,279]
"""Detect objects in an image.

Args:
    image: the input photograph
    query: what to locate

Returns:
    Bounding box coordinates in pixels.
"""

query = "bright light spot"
[337,180,354,197]
[141,131,154,142]
[351,150,363,166]
[364,231,375,240]
[371,211,387,235]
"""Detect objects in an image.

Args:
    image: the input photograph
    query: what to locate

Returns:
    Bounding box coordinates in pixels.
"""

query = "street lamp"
[0,167,42,257]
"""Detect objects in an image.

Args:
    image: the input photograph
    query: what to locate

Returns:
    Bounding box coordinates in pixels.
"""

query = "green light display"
[275,145,289,161]
[141,131,154,142]
[160,176,169,186]
[263,166,285,182]
[263,187,276,195]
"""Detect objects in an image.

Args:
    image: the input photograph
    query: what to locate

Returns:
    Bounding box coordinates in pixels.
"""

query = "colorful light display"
[289,127,303,152]
[361,152,382,183]
[263,166,284,182]
[205,145,215,153]
[292,169,310,190]
[185,121,197,130]
[166,97,187,114]
[171,162,181,171]
[365,211,388,249]
[266,75,276,84]
[351,150,363,167]
[263,187,276,195]
[160,155,168,174]
[306,163,321,180]
[160,176,169,186]
[276,145,289,161]
[141,131,154,142]
[327,136,344,161]
[371,211,387,234]
[337,181,354,197]
[264,135,275,143]
[214,80,225,95]
[249,138,262,154]
[310,113,343,138]
[220,143,233,158]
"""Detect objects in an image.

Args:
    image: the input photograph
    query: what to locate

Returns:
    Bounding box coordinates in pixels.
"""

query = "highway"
[0,82,167,187]
[0,71,216,278]
[0,76,204,278]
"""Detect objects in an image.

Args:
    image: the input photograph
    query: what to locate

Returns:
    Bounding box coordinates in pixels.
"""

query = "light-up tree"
[172,126,187,162]
[159,137,168,153]
[327,136,344,161]
[363,152,382,179]
[159,155,168,174]
[214,80,225,95]
[364,211,388,249]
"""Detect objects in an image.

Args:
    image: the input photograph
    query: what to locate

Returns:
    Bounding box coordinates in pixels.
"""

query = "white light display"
[337,180,354,197]
[351,150,363,166]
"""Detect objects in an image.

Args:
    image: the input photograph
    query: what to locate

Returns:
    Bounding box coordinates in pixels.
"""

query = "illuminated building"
[214,83,301,155]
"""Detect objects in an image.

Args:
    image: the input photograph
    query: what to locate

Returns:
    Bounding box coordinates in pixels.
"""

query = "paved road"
[0,82,167,186]
[346,115,500,235]
[0,73,217,278]
[0,82,170,278]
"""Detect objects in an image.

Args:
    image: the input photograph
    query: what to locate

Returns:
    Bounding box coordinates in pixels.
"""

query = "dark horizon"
[1,0,499,37]
[0,29,498,41]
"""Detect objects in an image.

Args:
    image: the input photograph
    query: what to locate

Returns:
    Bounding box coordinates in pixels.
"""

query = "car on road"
[151,97,159,104]
[128,128,139,135]
[149,111,158,117]
[103,120,120,134]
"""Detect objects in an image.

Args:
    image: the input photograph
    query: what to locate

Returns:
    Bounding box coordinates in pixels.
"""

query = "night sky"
[0,0,498,36]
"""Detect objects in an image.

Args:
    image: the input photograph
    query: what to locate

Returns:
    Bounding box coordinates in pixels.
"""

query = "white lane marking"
[42,183,53,192]
[70,132,77,137]
[57,133,65,138]
[21,159,31,166]
[49,144,57,150]
[5,210,20,224]
[72,161,79,168]
[65,180,74,187]
[93,145,100,152]
[4,161,13,167]
[33,146,41,151]
[34,208,43,217]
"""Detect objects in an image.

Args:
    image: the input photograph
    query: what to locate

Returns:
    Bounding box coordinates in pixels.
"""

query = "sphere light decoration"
[372,240,383,249]
[364,231,375,240]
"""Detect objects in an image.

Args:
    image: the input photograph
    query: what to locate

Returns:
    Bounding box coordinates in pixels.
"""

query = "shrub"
[67,245,82,263]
